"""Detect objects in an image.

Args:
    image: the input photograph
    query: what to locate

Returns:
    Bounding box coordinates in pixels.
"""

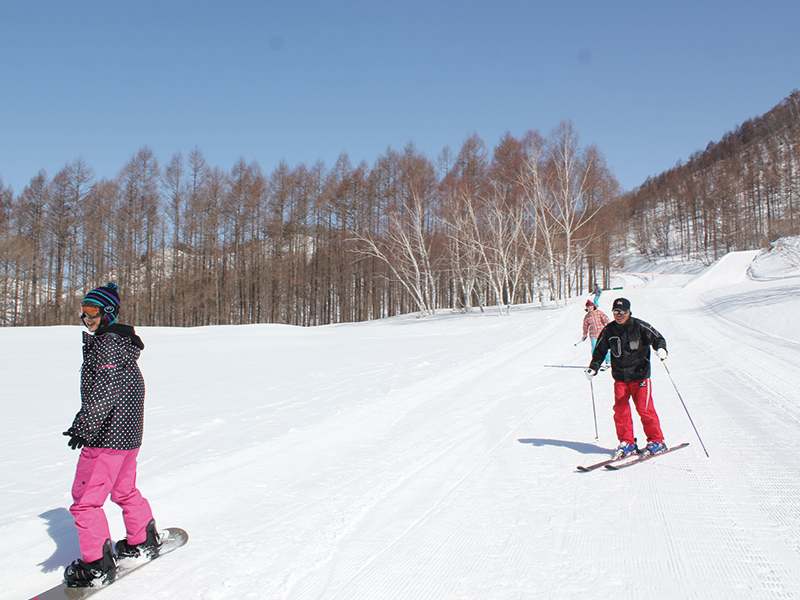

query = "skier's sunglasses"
[79,305,102,320]
[612,309,629,315]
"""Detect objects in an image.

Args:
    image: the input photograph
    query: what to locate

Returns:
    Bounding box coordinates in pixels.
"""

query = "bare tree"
[0,177,15,324]
[116,146,161,322]
[352,190,437,315]
[353,145,440,316]
[518,121,609,303]
[163,151,186,325]
[47,168,75,322]
[443,185,528,315]
[16,171,51,324]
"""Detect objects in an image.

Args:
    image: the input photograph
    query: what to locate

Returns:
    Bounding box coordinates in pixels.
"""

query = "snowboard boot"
[64,538,116,587]
[115,519,161,559]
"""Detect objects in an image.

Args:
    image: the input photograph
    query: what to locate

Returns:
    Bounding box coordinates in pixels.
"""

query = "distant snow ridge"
[749,236,800,280]
[682,250,759,291]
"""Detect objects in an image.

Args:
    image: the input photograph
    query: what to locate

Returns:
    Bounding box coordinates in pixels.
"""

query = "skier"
[585,297,669,459]
[63,283,160,587]
[580,299,610,368]
[592,283,602,306]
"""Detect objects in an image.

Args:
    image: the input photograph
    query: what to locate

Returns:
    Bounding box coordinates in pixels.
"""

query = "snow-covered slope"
[3,246,800,600]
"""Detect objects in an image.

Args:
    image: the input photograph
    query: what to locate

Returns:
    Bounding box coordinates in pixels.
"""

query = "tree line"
[622,90,800,263]
[0,121,619,327]
[4,89,800,328]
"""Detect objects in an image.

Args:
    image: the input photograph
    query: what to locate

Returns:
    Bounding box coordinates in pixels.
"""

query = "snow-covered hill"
[3,244,800,599]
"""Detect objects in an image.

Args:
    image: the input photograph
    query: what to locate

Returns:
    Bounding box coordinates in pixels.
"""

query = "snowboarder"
[585,297,669,459]
[592,283,602,306]
[63,283,160,587]
[581,299,610,368]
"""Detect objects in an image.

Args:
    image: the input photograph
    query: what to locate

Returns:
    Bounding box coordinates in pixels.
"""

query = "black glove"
[63,431,88,450]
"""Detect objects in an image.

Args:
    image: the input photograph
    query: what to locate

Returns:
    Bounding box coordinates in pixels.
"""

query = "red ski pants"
[70,447,153,562]
[613,379,664,445]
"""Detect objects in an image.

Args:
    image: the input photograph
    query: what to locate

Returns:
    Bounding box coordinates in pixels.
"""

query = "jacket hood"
[95,323,145,350]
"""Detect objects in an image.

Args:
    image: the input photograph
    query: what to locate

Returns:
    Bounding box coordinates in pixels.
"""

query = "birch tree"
[353,146,439,316]
[519,121,611,303]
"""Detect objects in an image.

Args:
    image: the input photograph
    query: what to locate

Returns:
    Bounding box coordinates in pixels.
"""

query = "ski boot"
[613,441,637,459]
[643,441,667,456]
[65,538,116,587]
[115,519,161,559]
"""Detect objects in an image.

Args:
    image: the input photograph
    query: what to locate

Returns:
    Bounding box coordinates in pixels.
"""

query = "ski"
[28,527,188,600]
[576,450,641,472]
[604,443,690,470]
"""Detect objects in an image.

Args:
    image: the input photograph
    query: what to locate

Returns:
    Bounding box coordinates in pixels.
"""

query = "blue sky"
[1,1,798,194]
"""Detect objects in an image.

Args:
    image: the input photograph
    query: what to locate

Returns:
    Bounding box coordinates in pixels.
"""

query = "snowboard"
[28,527,188,600]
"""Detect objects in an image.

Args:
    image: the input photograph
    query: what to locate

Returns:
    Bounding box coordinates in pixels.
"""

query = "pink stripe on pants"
[70,447,153,562]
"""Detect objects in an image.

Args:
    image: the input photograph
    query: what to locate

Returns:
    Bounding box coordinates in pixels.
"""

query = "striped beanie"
[82,282,121,325]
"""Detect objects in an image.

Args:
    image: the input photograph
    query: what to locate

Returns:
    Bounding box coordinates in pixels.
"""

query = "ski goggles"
[79,304,102,320]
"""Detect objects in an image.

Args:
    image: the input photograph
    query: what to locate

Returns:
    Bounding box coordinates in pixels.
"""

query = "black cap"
[613,297,631,312]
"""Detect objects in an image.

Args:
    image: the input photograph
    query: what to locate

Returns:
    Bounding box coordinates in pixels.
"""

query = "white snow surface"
[4,244,800,600]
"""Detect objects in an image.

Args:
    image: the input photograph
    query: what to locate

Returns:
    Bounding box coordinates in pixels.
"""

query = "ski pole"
[662,361,709,457]
[589,378,599,440]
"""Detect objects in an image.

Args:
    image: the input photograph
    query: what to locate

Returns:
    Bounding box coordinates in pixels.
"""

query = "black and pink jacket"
[68,324,146,450]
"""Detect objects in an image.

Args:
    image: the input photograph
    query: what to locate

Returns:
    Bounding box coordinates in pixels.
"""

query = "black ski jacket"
[67,323,146,450]
[589,316,666,383]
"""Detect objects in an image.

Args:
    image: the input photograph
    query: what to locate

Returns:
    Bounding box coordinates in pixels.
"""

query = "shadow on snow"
[517,438,612,456]
[37,507,80,573]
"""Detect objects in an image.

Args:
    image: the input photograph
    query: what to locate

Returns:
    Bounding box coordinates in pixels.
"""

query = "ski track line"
[632,451,799,599]
[293,319,579,599]
[324,409,540,600]
[319,358,602,596]
[279,425,497,600]
[697,292,800,424]
[148,314,555,495]
[651,285,800,596]
[303,332,573,598]
[703,280,800,351]
[320,408,567,600]
[331,370,629,600]
[705,391,800,591]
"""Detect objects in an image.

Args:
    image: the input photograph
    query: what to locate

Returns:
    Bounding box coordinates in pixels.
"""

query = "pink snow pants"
[613,379,664,445]
[70,447,153,562]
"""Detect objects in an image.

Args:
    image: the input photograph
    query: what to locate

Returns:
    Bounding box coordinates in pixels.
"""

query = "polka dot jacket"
[68,324,146,450]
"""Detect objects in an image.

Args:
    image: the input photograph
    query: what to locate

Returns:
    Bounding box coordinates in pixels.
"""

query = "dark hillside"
[619,91,800,263]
